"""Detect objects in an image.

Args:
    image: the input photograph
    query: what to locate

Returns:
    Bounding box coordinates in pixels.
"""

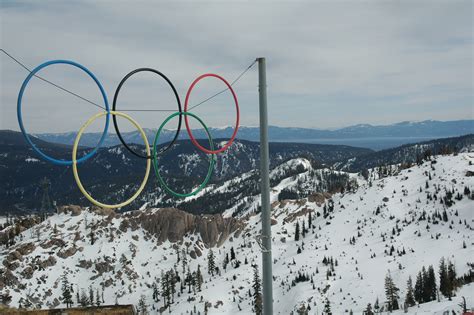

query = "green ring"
[153,111,216,198]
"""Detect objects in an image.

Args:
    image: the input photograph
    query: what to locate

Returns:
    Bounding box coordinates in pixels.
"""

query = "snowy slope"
[264,153,473,313]
[0,153,473,314]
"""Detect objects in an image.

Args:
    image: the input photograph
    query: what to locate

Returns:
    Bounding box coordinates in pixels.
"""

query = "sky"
[0,0,473,133]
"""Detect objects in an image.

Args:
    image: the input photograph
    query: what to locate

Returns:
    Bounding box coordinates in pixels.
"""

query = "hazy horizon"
[1,118,472,135]
[28,118,474,134]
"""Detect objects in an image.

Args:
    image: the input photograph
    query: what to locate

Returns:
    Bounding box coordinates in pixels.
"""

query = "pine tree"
[179,272,185,295]
[169,269,176,304]
[427,265,437,301]
[252,265,262,315]
[295,221,300,241]
[88,285,94,306]
[152,282,159,302]
[61,274,73,308]
[414,271,424,303]
[230,247,236,260]
[404,276,415,307]
[76,287,80,306]
[447,260,457,299]
[439,257,448,297]
[18,297,24,309]
[223,253,229,270]
[95,288,101,306]
[208,249,216,276]
[138,294,148,315]
[23,294,33,309]
[196,265,203,292]
[186,267,193,293]
[442,209,448,222]
[79,289,90,307]
[323,297,332,314]
[365,303,374,315]
[421,266,430,302]
[384,271,400,311]
[181,249,187,274]
[89,225,96,245]
[190,272,197,295]
[459,296,467,313]
[161,271,170,307]
[374,297,380,313]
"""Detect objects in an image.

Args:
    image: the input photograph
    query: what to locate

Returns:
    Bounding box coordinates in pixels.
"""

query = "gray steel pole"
[257,57,273,315]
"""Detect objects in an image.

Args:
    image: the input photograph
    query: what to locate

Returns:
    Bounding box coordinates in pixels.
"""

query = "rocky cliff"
[126,208,245,247]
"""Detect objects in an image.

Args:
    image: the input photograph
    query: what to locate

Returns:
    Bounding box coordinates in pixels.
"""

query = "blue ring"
[17,60,110,166]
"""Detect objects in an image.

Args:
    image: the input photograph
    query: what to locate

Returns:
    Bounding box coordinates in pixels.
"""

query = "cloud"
[1,0,472,133]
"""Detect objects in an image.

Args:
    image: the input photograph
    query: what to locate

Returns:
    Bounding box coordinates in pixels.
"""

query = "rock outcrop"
[40,238,66,249]
[20,266,34,279]
[307,192,331,205]
[91,206,115,217]
[17,242,35,256]
[0,269,19,290]
[57,246,77,259]
[39,256,57,269]
[57,205,82,216]
[128,208,245,247]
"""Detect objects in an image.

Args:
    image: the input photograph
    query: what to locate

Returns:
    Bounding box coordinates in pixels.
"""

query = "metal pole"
[258,57,273,315]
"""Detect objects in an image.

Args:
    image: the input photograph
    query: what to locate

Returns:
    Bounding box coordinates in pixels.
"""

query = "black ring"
[112,68,182,159]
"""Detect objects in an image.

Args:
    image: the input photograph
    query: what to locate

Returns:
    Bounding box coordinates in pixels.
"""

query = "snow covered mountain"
[0,152,472,314]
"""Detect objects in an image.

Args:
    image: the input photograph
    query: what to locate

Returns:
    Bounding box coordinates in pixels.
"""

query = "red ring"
[184,73,239,154]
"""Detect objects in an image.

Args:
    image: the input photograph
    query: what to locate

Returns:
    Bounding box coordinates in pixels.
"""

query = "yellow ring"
[72,111,151,209]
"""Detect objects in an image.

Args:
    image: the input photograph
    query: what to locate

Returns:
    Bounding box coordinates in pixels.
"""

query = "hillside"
[0,152,472,313]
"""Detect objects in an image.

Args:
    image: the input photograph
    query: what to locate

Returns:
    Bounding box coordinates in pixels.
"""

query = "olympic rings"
[17,60,240,205]
[184,73,239,154]
[72,111,151,209]
[153,111,216,198]
[17,60,110,166]
[112,68,182,159]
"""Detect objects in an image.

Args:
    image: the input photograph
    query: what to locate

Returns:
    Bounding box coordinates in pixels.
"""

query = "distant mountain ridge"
[334,134,474,172]
[0,130,472,214]
[29,119,473,150]
[0,130,372,213]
